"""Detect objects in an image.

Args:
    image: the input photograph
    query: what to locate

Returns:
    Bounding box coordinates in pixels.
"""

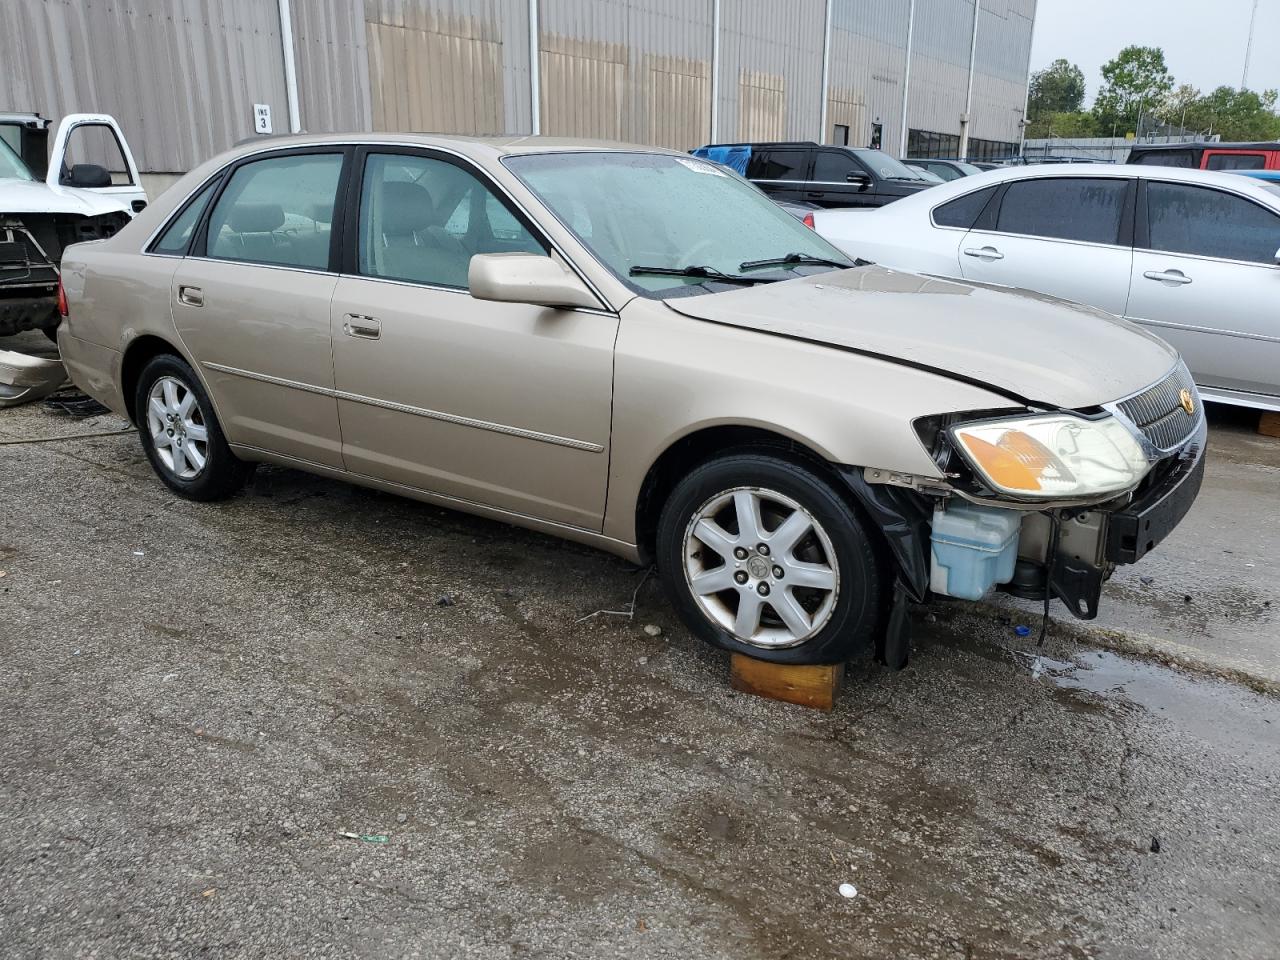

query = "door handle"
[806,191,825,199]
[963,246,1004,261]
[1143,269,1192,286]
[342,314,381,339]
[177,285,203,307]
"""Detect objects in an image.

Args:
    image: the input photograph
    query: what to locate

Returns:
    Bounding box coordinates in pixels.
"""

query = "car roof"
[1129,141,1280,152]
[217,131,685,163]
[875,162,1280,212]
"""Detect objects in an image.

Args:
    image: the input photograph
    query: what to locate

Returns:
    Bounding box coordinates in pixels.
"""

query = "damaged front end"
[1,211,128,337]
[840,363,1208,662]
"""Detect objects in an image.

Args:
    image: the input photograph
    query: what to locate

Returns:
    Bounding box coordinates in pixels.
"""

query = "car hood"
[0,178,132,216]
[663,266,1178,409]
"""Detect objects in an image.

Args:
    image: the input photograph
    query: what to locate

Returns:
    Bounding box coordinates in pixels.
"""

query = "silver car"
[813,163,1280,412]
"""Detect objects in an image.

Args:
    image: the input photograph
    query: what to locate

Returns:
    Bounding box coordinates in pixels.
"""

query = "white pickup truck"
[1,112,146,339]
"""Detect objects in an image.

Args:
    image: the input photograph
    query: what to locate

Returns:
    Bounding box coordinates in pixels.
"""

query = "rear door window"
[745,149,810,181]
[1204,152,1266,171]
[1146,181,1280,264]
[995,177,1128,244]
[932,186,998,228]
[204,153,344,270]
[151,178,220,256]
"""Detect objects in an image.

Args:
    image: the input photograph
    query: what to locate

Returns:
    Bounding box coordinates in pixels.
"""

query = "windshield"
[0,135,34,181]
[504,152,855,297]
[851,149,926,181]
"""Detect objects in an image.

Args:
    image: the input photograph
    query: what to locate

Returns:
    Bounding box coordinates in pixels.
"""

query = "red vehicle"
[1126,141,1280,171]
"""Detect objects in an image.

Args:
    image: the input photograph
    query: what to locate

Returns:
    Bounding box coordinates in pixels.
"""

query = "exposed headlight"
[950,414,1150,499]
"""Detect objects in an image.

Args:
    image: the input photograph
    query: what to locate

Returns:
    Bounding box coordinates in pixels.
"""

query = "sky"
[1030,0,1280,105]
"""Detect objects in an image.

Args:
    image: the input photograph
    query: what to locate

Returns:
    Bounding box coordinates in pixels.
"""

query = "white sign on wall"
[253,103,273,135]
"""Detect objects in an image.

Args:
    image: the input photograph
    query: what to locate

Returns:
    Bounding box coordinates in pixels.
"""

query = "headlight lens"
[950,414,1150,499]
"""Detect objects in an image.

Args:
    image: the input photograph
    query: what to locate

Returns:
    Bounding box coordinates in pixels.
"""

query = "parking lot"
[3,334,1278,959]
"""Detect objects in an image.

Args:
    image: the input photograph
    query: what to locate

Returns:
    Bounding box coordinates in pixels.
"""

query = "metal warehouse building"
[1,0,1035,193]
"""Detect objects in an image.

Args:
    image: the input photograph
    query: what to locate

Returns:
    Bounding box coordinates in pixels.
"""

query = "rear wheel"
[134,354,251,501]
[657,452,884,664]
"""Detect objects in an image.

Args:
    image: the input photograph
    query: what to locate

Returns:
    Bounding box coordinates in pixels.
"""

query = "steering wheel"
[682,236,720,265]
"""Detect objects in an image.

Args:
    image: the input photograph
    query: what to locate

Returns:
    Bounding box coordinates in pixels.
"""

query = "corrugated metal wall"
[828,0,913,150]
[719,0,826,143]
[363,0,531,136]
[538,0,712,149]
[0,0,1034,173]
[0,0,292,173]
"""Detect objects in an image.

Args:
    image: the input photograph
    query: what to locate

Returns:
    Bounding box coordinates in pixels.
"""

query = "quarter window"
[205,153,343,270]
[932,186,997,229]
[151,178,219,256]
[1204,152,1266,171]
[1146,182,1280,264]
[357,153,544,288]
[995,178,1127,244]
[746,149,809,181]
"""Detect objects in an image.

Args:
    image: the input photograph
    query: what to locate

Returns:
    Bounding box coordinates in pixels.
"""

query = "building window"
[966,137,1020,162]
[906,129,960,160]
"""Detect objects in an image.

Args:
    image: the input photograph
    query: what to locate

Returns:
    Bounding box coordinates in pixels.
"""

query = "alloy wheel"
[682,486,840,649]
[146,375,209,480]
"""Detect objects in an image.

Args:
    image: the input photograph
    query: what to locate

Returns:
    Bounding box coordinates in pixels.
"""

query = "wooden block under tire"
[730,654,844,711]
[1259,412,1280,439]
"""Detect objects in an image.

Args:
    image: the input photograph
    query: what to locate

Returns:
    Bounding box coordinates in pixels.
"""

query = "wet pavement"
[2,354,1279,958]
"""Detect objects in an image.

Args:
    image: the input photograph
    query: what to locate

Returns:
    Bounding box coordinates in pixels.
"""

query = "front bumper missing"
[840,415,1208,622]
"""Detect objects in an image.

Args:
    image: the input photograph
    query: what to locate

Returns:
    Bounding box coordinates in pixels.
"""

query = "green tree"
[1028,59,1087,118]
[1093,46,1174,135]
[1024,111,1099,140]
[1157,84,1202,130]
[1180,86,1280,140]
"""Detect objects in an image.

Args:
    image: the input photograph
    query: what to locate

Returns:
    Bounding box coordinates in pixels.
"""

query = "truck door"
[46,114,148,213]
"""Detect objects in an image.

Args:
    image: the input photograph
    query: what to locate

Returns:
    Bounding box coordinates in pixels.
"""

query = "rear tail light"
[57,277,68,317]
[801,212,815,230]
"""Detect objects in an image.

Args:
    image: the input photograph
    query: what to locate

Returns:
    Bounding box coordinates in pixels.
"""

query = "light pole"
[1242,0,1260,89]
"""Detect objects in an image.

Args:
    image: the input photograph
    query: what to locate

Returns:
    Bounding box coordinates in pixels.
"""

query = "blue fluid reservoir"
[929,503,1021,601]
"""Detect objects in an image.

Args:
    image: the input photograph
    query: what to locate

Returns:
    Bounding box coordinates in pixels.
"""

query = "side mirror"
[469,253,600,310]
[846,171,870,185]
[64,163,112,188]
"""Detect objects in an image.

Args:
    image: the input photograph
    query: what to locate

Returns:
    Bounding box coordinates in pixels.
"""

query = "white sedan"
[813,163,1280,412]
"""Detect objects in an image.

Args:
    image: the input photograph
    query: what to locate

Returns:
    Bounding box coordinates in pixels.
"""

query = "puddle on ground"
[1024,649,1280,765]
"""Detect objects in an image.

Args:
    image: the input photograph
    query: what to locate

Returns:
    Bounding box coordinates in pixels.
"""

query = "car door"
[328,147,618,531]
[46,114,148,212]
[808,148,877,208]
[173,148,348,467]
[1127,179,1280,400]
[957,176,1134,317]
[744,147,812,204]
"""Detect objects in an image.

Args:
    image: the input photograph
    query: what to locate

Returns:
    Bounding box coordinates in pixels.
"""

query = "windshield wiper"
[628,264,772,285]
[738,252,852,271]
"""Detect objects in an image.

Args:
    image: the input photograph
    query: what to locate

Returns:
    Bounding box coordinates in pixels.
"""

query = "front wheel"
[135,354,251,501]
[656,452,884,665]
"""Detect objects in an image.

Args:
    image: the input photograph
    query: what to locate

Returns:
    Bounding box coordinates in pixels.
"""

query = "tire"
[134,354,251,501]
[656,452,884,665]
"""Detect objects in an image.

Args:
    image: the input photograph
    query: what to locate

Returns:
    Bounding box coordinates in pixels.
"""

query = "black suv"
[693,141,936,208]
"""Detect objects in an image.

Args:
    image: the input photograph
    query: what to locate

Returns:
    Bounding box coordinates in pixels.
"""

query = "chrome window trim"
[333,271,618,317]
[201,360,605,453]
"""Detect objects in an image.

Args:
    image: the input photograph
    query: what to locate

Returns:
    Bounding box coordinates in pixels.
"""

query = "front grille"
[1117,363,1200,452]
